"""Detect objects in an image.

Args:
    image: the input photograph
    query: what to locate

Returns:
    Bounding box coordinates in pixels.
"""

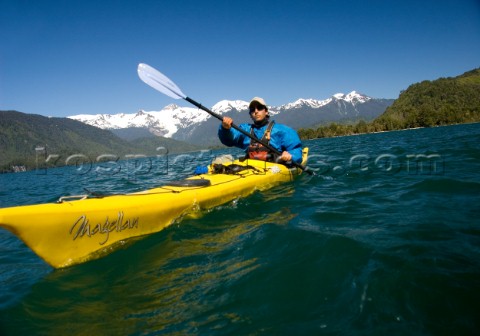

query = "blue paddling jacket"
[218,120,303,164]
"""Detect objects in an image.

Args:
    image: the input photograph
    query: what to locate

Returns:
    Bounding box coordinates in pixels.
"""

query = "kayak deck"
[0,149,308,268]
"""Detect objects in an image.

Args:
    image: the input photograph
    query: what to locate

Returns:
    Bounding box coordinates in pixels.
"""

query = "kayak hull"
[0,149,308,268]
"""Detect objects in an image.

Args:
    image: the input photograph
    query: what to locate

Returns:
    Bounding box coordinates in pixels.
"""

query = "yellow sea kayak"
[0,149,308,268]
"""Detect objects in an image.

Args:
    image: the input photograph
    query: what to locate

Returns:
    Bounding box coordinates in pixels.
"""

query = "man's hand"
[279,151,292,162]
[222,117,233,129]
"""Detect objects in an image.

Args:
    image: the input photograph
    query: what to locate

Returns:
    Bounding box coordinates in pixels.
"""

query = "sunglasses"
[249,105,266,114]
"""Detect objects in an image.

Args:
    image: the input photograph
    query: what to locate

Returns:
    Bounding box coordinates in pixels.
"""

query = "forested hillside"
[0,111,201,172]
[298,68,480,139]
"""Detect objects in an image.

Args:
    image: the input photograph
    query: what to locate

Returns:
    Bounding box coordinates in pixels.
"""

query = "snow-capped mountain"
[279,98,332,110]
[333,91,371,104]
[211,100,249,114]
[68,91,393,146]
[70,104,209,138]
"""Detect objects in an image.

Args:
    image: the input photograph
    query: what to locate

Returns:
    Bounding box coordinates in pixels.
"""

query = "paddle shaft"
[184,97,312,174]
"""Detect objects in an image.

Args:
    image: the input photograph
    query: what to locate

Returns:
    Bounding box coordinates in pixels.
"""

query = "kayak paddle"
[137,63,313,175]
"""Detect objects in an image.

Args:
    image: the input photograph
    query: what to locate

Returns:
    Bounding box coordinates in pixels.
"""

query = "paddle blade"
[137,63,186,100]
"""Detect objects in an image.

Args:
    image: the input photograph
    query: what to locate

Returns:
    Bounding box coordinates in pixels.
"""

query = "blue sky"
[1,0,479,117]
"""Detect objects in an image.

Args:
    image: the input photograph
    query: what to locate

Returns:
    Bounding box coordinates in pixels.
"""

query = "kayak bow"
[0,150,308,268]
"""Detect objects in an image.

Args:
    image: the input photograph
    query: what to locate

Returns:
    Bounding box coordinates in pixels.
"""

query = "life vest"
[247,121,276,161]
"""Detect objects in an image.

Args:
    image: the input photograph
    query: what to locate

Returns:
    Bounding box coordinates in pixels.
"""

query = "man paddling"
[218,97,303,164]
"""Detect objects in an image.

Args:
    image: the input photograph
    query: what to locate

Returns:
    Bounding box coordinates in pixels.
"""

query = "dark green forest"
[298,68,480,139]
[0,111,201,172]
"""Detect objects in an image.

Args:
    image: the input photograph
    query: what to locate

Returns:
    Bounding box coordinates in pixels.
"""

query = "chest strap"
[250,121,275,144]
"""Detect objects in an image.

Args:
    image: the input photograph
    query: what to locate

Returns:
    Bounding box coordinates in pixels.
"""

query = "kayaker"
[218,97,303,164]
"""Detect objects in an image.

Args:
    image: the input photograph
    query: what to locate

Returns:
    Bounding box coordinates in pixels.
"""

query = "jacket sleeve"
[218,123,250,150]
[271,124,303,164]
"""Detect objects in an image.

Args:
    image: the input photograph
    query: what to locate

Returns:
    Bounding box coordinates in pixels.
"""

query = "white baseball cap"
[249,97,267,108]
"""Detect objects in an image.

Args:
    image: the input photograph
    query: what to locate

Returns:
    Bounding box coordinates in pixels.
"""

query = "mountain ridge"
[69,91,393,145]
